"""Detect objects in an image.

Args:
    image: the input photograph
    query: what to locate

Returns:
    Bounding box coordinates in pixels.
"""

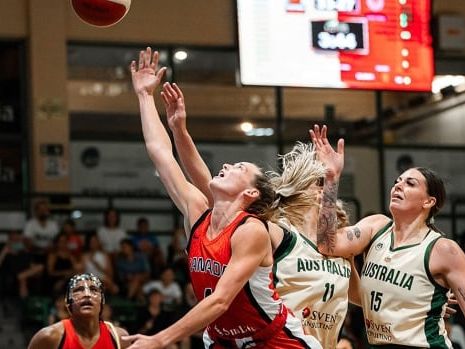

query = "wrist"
[136,90,154,99]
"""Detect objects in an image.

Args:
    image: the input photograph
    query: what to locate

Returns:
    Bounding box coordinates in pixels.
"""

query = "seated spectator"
[138,289,172,335]
[48,296,69,325]
[132,217,159,257]
[82,233,119,295]
[97,208,127,254]
[47,233,81,294]
[0,230,44,298]
[149,243,167,280]
[167,228,186,265]
[167,228,189,286]
[61,218,83,259]
[24,199,59,256]
[116,238,150,300]
[142,267,182,313]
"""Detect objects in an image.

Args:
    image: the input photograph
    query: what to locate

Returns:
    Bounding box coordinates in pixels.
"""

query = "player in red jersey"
[27,273,129,349]
[123,47,322,349]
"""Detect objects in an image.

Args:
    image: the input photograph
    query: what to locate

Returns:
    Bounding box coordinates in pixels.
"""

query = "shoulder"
[268,221,285,250]
[430,238,462,265]
[104,323,130,349]
[358,214,390,227]
[28,322,64,349]
[232,216,270,247]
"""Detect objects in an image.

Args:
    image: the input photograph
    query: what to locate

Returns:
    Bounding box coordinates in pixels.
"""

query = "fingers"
[164,82,178,99]
[151,50,159,69]
[129,60,136,73]
[160,92,169,107]
[138,50,144,70]
[173,83,184,100]
[337,138,345,155]
[144,47,152,68]
[122,334,139,342]
[156,66,167,81]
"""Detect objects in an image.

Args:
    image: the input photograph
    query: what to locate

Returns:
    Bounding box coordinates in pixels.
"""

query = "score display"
[237,0,434,91]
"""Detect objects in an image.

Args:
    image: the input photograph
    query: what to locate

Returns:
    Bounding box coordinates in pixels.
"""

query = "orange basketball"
[70,0,131,27]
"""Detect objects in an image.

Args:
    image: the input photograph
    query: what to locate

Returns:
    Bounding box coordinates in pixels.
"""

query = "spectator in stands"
[97,208,127,254]
[149,243,167,281]
[48,296,69,325]
[132,217,159,257]
[61,218,83,259]
[82,233,119,295]
[0,230,44,298]
[24,199,59,255]
[138,289,172,335]
[167,228,189,286]
[143,267,182,313]
[166,228,186,265]
[47,233,81,294]
[116,238,150,300]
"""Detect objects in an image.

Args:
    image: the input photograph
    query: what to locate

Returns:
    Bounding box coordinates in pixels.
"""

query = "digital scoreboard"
[237,0,434,91]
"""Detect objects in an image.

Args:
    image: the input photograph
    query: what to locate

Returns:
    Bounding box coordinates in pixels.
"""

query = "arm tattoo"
[317,180,339,254]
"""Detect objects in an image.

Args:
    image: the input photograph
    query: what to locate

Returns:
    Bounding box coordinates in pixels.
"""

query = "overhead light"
[240,122,254,132]
[71,210,82,219]
[174,50,188,62]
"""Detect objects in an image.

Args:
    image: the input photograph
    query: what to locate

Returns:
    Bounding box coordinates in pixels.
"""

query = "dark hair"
[416,167,446,232]
[65,273,105,316]
[104,208,120,227]
[137,217,149,226]
[246,172,276,221]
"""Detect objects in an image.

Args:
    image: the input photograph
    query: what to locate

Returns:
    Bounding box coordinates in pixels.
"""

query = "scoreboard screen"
[237,0,434,91]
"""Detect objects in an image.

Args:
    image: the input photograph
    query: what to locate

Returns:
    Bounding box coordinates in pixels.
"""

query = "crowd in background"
[1,198,465,348]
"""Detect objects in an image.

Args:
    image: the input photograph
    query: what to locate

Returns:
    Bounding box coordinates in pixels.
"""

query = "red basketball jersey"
[187,210,282,340]
[59,319,117,349]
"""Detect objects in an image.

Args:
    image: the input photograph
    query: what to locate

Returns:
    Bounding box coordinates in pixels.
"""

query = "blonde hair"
[268,142,326,228]
[336,199,350,228]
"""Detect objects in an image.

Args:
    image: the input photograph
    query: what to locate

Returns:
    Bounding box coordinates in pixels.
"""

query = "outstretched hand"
[161,82,187,132]
[130,47,167,96]
[123,334,164,349]
[309,124,344,180]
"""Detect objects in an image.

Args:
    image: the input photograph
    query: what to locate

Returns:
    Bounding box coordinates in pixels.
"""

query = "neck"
[210,200,242,235]
[293,206,319,242]
[391,210,430,243]
[71,316,100,338]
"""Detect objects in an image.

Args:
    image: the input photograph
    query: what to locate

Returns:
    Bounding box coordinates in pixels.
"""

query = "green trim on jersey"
[424,236,449,349]
[424,237,449,292]
[366,220,393,254]
[389,229,432,252]
[272,229,297,288]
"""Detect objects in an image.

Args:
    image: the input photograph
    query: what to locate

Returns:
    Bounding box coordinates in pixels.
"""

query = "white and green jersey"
[360,221,452,348]
[273,226,351,349]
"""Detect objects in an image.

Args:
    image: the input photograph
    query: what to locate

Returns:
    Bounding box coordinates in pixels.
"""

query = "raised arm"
[310,125,388,257]
[130,48,207,225]
[161,82,213,206]
[123,219,271,349]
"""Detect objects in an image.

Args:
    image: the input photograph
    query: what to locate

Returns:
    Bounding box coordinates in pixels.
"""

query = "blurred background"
[1,0,465,348]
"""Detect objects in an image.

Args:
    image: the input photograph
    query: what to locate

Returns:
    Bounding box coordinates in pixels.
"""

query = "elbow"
[210,295,231,316]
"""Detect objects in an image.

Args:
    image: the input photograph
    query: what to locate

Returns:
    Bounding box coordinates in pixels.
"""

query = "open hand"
[309,124,344,180]
[161,82,187,132]
[123,333,164,349]
[130,47,166,96]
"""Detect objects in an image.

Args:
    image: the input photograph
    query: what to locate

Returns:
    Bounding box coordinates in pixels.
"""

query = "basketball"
[70,0,131,27]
